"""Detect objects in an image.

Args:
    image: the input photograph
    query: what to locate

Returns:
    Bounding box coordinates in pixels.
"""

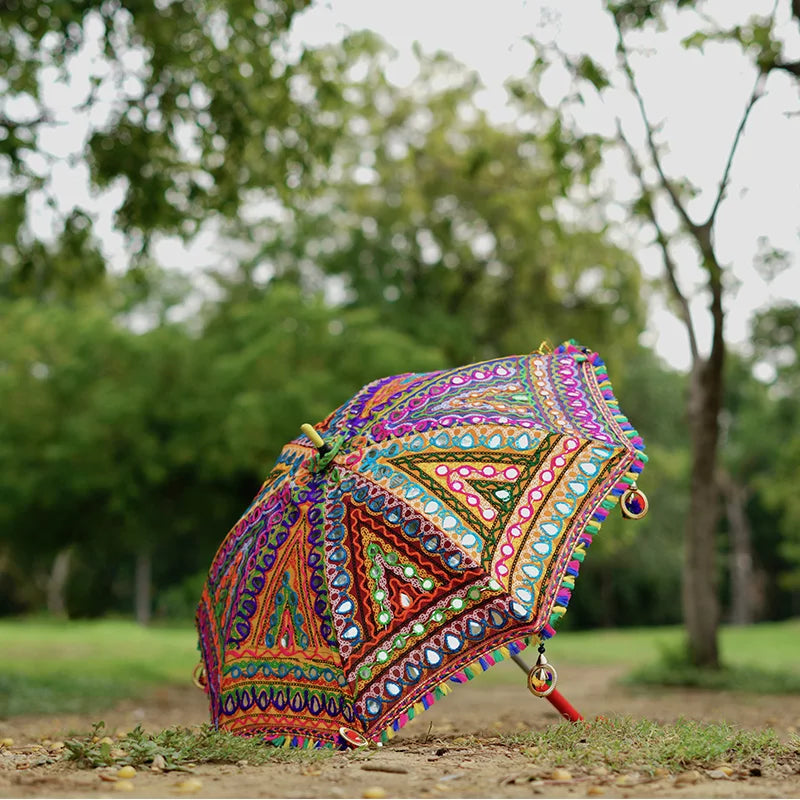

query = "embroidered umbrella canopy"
[195,341,648,748]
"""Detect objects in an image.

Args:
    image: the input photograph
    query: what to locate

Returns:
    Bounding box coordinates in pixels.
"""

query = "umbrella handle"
[510,652,584,722]
[545,688,584,722]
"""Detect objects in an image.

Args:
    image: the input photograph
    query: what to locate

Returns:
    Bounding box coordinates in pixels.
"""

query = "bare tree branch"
[706,70,767,228]
[616,120,700,362]
[613,18,699,238]
[774,60,800,77]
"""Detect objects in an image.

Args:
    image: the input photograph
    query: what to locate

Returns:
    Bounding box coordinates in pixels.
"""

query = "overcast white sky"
[23,0,800,372]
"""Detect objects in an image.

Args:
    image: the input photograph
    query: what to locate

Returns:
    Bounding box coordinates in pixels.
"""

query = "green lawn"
[550,617,800,670]
[0,618,199,717]
[1,617,799,717]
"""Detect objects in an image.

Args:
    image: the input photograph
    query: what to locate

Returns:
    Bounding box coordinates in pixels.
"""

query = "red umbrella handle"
[511,652,584,722]
[545,688,584,722]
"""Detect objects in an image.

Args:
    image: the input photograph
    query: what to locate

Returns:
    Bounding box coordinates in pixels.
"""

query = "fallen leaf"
[151,754,167,771]
[99,773,118,783]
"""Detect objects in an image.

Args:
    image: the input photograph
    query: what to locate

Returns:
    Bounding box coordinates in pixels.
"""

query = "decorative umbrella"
[195,341,648,748]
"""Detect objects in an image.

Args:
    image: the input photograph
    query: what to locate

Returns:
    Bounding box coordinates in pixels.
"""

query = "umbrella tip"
[300,423,327,452]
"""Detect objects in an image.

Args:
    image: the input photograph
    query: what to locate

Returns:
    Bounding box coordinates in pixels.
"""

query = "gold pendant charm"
[620,482,649,520]
[527,652,558,697]
[192,661,207,690]
[339,727,369,748]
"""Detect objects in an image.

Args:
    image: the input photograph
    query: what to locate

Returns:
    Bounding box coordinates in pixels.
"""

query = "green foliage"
[747,304,800,588]
[0,7,658,622]
[681,18,784,73]
[64,721,324,769]
[1,0,313,242]
[574,55,611,91]
[1,0,797,635]
[506,717,787,773]
[627,641,800,693]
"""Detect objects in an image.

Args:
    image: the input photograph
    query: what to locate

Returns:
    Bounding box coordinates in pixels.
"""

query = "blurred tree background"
[0,0,798,650]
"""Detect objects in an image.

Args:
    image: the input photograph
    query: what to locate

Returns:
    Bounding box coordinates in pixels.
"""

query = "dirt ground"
[2,662,799,799]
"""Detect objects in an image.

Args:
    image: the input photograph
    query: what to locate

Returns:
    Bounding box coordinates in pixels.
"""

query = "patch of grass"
[0,673,140,718]
[64,721,333,769]
[0,618,199,717]
[625,642,800,693]
[2,617,799,716]
[504,717,787,774]
[547,618,800,672]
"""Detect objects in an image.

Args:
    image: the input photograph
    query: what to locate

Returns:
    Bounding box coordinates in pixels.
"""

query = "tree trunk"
[46,548,72,618]
[682,361,722,667]
[135,551,152,626]
[720,471,756,625]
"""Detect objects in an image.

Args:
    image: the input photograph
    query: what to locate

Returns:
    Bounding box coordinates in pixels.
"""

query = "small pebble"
[113,780,135,792]
[173,778,203,794]
[587,787,605,796]
[653,767,669,778]
[151,754,167,771]
[675,769,702,785]
[117,766,136,779]
[550,768,572,781]
[362,787,387,799]
[707,769,732,780]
